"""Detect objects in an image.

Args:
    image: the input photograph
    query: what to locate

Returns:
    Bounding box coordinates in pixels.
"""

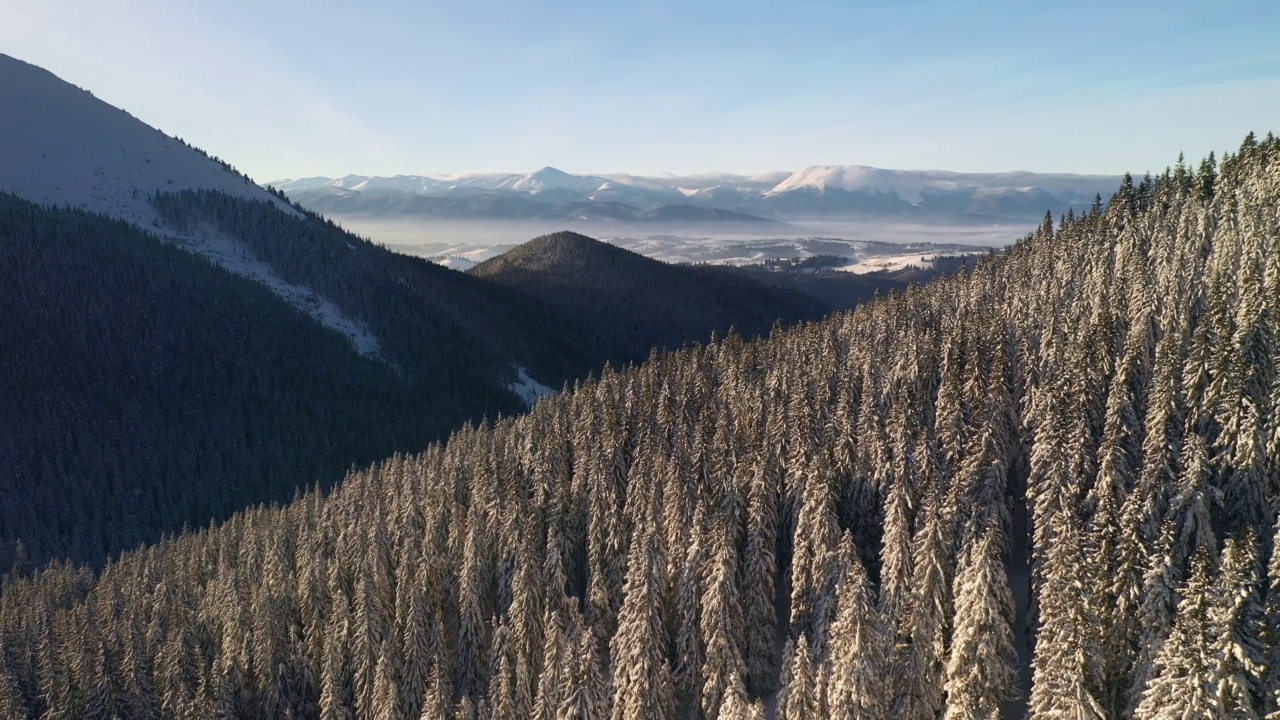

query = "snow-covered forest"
[2,134,1279,718]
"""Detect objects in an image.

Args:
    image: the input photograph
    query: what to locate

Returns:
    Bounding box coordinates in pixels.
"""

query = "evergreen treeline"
[471,231,830,368]
[3,135,1280,718]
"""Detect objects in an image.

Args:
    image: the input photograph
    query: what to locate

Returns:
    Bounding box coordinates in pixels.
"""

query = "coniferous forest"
[3,136,1280,719]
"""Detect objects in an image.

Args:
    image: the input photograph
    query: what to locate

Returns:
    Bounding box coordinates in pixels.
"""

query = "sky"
[3,0,1278,181]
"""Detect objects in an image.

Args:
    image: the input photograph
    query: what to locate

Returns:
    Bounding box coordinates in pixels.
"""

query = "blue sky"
[4,0,1278,180]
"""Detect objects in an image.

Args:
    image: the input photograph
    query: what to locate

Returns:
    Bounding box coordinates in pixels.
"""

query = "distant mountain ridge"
[289,186,781,225]
[272,164,1120,222]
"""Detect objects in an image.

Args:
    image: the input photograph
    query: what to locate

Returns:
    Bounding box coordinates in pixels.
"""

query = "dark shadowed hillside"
[0,192,604,573]
[151,189,595,390]
[719,265,909,309]
[471,230,830,366]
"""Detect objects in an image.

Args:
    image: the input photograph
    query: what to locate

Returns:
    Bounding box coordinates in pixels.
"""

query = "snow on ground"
[837,251,940,274]
[321,215,1017,288]
[509,367,557,407]
[376,230,993,275]
[165,223,381,357]
[409,243,514,270]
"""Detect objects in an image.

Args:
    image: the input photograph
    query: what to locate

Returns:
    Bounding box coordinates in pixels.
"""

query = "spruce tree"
[825,535,889,718]
[1260,518,1280,719]
[701,515,746,720]
[609,528,673,720]
[945,523,1017,718]
[1213,530,1265,719]
[1134,548,1222,719]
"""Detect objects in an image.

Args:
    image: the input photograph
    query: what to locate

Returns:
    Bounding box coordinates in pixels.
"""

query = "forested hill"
[0,52,603,571]
[3,136,1280,719]
[471,231,829,367]
[0,191,587,574]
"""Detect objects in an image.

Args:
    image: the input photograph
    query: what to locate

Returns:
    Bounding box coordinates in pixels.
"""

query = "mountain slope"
[2,137,1276,718]
[0,52,389,350]
[0,53,293,228]
[0,194,496,569]
[0,51,605,390]
[471,231,829,366]
[0,186,607,569]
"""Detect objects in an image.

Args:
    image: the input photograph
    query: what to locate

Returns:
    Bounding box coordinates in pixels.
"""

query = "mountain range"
[271,164,1120,224]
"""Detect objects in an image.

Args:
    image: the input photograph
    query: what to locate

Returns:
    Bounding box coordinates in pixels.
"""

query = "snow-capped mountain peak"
[765,165,969,202]
[507,166,608,194]
[767,165,885,195]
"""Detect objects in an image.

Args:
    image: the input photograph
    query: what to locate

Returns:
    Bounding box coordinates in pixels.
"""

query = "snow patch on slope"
[421,244,515,267]
[509,367,556,408]
[165,223,381,357]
